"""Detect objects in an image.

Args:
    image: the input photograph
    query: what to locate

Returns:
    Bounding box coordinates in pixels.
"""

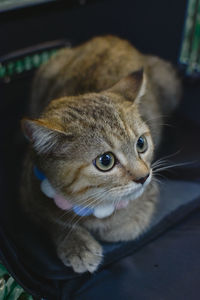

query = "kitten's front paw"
[57,235,103,273]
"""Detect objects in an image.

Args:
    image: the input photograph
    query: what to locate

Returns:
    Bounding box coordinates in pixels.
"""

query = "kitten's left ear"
[107,69,146,103]
[21,118,72,154]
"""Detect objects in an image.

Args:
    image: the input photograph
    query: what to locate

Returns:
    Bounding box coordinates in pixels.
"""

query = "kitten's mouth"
[36,166,152,219]
[107,170,152,203]
[54,171,151,218]
[42,181,144,219]
[92,174,152,218]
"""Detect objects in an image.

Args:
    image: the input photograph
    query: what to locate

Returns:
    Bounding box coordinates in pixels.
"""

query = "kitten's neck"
[34,166,129,219]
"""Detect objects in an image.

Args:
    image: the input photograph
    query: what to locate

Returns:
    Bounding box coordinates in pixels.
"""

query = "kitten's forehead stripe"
[116,151,128,166]
[99,133,115,149]
[118,109,136,140]
[57,97,135,145]
[46,94,147,165]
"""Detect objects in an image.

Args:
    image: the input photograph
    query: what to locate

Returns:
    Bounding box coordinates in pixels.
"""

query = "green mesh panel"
[0,48,58,80]
[0,262,33,300]
[179,0,200,76]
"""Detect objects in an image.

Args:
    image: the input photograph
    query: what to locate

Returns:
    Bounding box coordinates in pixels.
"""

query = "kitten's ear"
[21,118,71,154]
[107,69,146,103]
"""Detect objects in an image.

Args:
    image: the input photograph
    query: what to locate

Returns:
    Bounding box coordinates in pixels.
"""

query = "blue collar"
[33,166,46,181]
[33,166,94,217]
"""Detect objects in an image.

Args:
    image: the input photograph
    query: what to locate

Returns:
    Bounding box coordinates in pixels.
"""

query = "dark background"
[1,0,199,208]
[1,0,200,298]
[0,0,187,61]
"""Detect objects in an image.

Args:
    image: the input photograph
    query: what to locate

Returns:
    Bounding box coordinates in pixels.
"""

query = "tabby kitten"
[20,36,181,273]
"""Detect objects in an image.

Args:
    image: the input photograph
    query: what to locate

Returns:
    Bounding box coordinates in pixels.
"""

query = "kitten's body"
[20,36,181,273]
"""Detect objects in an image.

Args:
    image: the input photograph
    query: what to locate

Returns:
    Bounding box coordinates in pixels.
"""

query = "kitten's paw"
[57,236,103,273]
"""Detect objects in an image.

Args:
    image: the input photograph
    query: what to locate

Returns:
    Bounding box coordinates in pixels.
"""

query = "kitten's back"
[30,36,143,116]
[30,35,181,144]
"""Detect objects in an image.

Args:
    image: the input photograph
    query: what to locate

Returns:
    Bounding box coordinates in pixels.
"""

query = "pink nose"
[134,174,149,185]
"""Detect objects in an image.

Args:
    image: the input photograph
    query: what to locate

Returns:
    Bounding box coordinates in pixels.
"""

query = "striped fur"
[20,36,181,273]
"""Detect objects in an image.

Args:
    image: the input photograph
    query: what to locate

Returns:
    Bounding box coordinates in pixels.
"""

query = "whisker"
[60,189,109,225]
[152,149,182,166]
[57,188,110,220]
[151,177,163,186]
[153,161,196,173]
[63,193,109,238]
[57,179,153,232]
[152,172,167,181]
[152,160,171,168]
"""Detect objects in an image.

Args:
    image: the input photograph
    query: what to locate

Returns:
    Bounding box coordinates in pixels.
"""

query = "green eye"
[136,135,148,153]
[94,152,116,172]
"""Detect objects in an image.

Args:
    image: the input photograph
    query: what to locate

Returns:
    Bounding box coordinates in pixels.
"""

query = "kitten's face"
[23,91,154,210]
[23,70,154,211]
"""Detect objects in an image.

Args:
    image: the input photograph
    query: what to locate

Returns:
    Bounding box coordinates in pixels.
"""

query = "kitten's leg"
[55,225,103,273]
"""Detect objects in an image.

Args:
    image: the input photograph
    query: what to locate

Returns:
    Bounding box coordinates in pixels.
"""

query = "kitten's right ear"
[107,69,146,103]
[21,118,71,154]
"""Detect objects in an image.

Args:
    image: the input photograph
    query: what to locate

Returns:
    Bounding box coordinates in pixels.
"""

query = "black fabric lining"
[0,185,200,298]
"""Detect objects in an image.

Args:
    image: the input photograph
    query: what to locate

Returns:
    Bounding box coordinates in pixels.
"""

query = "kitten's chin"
[120,185,144,203]
[112,171,152,205]
[93,184,147,219]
